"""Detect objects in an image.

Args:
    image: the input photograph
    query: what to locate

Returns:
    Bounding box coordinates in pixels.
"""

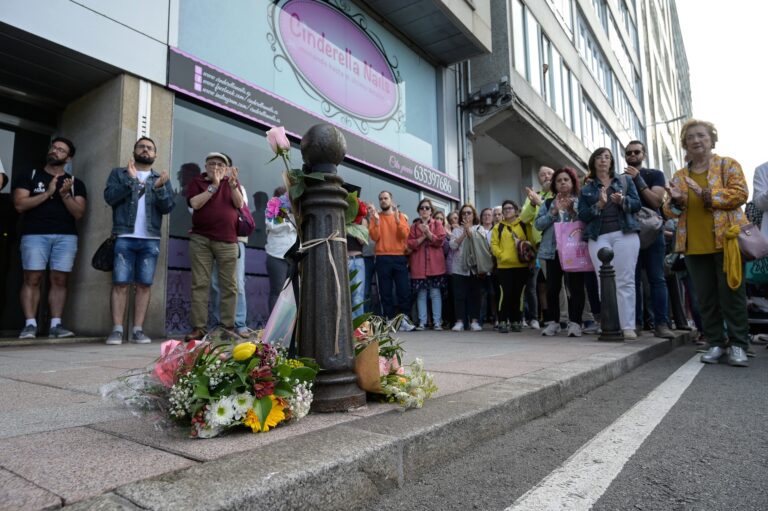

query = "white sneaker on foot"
[529,319,540,330]
[451,321,464,332]
[470,321,482,331]
[623,329,638,340]
[541,322,561,336]
[567,322,582,337]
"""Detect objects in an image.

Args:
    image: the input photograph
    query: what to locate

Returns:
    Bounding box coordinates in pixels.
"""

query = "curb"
[0,336,104,348]
[65,333,690,510]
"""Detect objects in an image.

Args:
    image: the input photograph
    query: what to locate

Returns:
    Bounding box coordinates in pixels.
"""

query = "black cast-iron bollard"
[297,124,366,412]
[597,247,624,342]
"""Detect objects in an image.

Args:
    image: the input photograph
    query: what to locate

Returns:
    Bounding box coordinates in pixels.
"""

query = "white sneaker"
[541,322,561,336]
[521,319,529,329]
[529,319,540,330]
[470,321,482,331]
[566,322,582,337]
[399,318,416,332]
[451,321,464,332]
[623,329,638,340]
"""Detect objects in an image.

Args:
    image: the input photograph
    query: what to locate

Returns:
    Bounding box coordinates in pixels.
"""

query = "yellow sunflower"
[243,395,285,433]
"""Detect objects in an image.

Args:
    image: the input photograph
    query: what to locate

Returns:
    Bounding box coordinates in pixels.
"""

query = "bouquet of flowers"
[102,338,318,438]
[353,315,437,409]
[266,193,292,224]
[345,191,369,244]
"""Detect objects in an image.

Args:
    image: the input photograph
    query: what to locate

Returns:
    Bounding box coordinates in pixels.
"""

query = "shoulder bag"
[92,235,116,272]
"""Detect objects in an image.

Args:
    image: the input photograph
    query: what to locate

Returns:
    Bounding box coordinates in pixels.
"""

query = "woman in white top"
[265,186,297,313]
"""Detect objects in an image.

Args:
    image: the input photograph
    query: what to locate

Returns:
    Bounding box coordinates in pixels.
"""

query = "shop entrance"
[0,125,54,336]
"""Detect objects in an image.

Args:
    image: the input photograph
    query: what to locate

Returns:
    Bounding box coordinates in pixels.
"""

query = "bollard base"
[310,370,367,412]
[598,331,625,342]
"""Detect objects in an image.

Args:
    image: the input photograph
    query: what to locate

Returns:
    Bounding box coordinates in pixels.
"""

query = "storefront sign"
[168,48,459,200]
[276,0,399,121]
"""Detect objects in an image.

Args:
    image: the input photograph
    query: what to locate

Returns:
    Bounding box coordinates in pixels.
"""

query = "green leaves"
[253,396,273,430]
[346,223,369,243]
[345,191,360,224]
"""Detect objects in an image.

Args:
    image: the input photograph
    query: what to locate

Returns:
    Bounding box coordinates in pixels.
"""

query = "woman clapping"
[407,199,447,330]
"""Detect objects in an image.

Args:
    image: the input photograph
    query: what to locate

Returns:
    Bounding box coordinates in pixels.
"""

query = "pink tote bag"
[554,221,594,272]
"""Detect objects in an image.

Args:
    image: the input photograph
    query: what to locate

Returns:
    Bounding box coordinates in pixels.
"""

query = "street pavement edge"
[64,333,690,511]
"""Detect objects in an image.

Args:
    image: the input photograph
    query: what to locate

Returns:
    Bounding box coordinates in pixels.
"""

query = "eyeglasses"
[596,154,612,161]
[49,146,69,155]
[502,206,516,211]
[461,211,473,216]
[136,144,155,151]
[418,205,431,211]
[206,161,227,168]
[625,150,642,156]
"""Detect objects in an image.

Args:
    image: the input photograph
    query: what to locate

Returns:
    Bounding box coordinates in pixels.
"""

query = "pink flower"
[153,340,202,387]
[378,356,404,376]
[266,197,282,220]
[266,126,291,155]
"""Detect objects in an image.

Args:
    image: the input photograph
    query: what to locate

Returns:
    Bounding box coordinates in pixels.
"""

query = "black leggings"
[496,267,529,324]
[544,254,586,324]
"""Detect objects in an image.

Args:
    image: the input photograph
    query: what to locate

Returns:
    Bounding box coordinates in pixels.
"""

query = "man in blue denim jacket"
[103,137,175,345]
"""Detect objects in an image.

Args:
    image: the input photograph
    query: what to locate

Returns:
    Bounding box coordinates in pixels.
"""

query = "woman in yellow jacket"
[491,200,531,333]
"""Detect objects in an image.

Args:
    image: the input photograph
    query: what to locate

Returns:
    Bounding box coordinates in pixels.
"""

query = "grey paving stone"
[0,377,95,410]
[0,427,196,505]
[0,468,62,511]
[4,366,134,395]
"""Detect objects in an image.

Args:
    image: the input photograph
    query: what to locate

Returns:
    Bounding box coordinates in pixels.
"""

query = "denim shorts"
[113,237,161,285]
[20,234,78,272]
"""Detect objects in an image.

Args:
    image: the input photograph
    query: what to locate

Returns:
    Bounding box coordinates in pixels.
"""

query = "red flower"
[249,366,275,398]
[354,199,367,225]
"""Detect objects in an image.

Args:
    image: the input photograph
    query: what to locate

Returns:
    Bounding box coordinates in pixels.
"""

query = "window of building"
[576,10,613,104]
[512,0,527,77]
[526,10,543,95]
[546,0,573,35]
[592,0,608,32]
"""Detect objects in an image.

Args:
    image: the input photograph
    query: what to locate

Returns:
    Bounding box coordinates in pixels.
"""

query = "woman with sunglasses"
[578,148,641,340]
[407,199,447,330]
[448,204,483,331]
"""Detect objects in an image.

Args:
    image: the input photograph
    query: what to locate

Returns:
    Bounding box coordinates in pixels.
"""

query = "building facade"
[467,0,690,208]
[0,0,491,337]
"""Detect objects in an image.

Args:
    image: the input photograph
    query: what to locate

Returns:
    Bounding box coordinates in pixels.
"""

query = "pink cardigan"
[407,218,447,279]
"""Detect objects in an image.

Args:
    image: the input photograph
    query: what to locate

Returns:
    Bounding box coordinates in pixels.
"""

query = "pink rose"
[266,197,281,219]
[266,126,291,155]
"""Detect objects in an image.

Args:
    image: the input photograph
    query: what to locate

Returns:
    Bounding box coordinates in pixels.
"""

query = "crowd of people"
[7,119,765,367]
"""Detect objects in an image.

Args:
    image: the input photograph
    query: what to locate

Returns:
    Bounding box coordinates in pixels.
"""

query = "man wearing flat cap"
[185,152,244,340]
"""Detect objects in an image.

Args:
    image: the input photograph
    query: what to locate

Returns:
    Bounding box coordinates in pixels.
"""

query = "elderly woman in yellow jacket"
[663,119,750,367]
[490,200,531,333]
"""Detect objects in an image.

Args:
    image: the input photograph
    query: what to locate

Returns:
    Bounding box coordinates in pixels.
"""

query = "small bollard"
[297,124,366,412]
[597,247,624,342]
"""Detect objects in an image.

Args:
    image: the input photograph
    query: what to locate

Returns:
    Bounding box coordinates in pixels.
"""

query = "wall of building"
[1,0,169,85]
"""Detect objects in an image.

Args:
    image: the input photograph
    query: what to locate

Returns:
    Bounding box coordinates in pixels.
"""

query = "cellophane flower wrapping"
[101,339,318,438]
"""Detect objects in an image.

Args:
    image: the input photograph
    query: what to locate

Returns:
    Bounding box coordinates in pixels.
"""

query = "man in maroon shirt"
[185,152,244,340]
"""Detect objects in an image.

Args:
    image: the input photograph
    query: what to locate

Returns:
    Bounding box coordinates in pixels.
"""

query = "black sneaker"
[19,325,37,339]
[498,322,509,333]
[49,325,75,338]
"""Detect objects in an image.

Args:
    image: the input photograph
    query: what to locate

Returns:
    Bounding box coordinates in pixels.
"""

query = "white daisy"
[231,392,253,420]
[205,396,236,427]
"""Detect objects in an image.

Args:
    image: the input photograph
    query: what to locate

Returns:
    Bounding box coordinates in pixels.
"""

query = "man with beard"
[103,137,174,344]
[518,166,555,330]
[13,137,87,339]
[623,140,675,339]
[369,190,415,331]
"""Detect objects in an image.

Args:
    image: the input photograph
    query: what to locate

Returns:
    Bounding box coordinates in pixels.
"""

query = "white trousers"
[588,231,640,330]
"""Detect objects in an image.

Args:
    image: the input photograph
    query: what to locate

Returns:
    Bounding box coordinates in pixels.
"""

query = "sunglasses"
[625,150,642,156]
[418,205,431,211]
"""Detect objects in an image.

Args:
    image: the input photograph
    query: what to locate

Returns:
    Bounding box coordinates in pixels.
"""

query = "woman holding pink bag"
[534,167,588,337]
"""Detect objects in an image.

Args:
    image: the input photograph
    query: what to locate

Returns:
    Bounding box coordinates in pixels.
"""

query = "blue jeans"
[211,241,246,328]
[375,255,411,319]
[416,286,442,326]
[635,231,669,327]
[113,237,160,285]
[347,256,365,319]
[21,234,78,272]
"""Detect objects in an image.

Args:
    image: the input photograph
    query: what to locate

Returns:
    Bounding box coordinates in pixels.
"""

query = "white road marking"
[507,353,704,511]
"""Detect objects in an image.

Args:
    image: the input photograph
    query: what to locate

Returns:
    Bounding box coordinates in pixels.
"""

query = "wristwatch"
[207,184,218,194]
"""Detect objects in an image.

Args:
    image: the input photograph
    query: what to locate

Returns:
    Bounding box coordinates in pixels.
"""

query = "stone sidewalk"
[0,328,690,510]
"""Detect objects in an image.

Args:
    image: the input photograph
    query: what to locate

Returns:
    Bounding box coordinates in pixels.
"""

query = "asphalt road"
[369,344,768,511]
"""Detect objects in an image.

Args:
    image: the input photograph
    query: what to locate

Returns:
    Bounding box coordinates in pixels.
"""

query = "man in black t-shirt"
[12,137,87,339]
[623,140,675,339]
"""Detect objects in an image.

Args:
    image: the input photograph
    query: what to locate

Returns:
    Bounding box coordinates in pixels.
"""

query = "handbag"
[554,221,594,272]
[509,225,536,264]
[236,205,256,237]
[91,235,116,272]
[746,257,768,285]
[621,175,662,249]
[737,223,768,261]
